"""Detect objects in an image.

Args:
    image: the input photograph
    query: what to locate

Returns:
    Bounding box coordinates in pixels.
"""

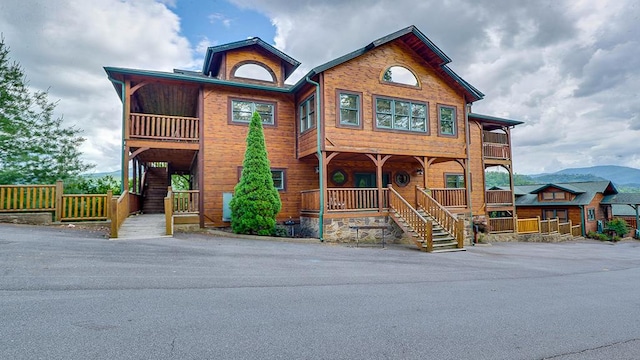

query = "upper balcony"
[129,113,199,142]
[483,130,511,161]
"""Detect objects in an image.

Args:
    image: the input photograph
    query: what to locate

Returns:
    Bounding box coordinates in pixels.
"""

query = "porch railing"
[416,187,464,248]
[486,190,513,206]
[483,131,508,144]
[516,217,538,234]
[483,143,511,159]
[389,186,432,251]
[327,188,388,211]
[110,191,130,238]
[173,190,199,213]
[130,113,199,141]
[430,188,467,208]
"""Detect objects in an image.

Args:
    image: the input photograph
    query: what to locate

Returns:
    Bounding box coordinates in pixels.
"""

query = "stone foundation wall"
[482,232,573,243]
[0,212,53,225]
[300,217,319,238]
[323,216,406,244]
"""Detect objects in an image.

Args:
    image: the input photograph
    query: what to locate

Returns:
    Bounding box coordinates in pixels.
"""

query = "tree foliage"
[229,111,281,235]
[0,36,93,184]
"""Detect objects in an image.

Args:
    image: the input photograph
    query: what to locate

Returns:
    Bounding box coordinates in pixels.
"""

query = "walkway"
[115,214,169,240]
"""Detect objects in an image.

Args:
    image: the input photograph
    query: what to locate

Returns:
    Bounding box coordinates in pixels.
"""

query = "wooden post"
[54,180,63,222]
[165,187,173,236]
[514,214,518,234]
[425,220,433,252]
[106,190,112,219]
[536,216,541,233]
[110,197,118,238]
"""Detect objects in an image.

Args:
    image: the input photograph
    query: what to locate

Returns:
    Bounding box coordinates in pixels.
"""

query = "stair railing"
[388,186,433,251]
[416,187,464,249]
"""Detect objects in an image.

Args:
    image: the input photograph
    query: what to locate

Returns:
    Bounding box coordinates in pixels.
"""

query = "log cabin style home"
[104,25,523,251]
[513,181,619,236]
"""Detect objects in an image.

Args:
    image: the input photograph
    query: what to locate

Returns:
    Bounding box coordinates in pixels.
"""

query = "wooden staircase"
[142,166,169,214]
[388,186,465,253]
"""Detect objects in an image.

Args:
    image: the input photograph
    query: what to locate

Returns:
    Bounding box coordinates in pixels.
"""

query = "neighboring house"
[513,181,619,235]
[104,25,523,246]
[603,193,640,236]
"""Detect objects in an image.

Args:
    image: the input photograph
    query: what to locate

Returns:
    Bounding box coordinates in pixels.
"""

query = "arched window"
[233,62,275,82]
[382,66,419,87]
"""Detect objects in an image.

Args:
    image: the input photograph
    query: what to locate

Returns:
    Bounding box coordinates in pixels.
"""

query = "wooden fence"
[490,216,581,236]
[0,181,112,222]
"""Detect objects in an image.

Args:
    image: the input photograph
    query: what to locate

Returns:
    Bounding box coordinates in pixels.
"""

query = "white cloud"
[209,13,233,28]
[0,0,193,172]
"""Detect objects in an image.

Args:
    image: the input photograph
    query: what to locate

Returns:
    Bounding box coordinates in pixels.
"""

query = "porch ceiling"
[132,148,197,173]
[131,81,199,117]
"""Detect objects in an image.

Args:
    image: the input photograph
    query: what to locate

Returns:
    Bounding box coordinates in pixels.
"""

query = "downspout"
[579,205,586,236]
[464,100,473,243]
[305,75,324,241]
[108,76,126,193]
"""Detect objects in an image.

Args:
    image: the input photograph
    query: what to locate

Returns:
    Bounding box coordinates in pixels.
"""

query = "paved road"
[1,224,640,360]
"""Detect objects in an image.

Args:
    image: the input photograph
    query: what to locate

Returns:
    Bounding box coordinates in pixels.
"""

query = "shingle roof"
[601,192,640,205]
[469,113,523,128]
[612,204,640,216]
[514,181,617,207]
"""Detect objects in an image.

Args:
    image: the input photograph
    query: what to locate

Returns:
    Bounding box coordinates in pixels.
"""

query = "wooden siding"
[224,48,284,86]
[322,41,467,158]
[201,86,317,226]
[468,120,486,215]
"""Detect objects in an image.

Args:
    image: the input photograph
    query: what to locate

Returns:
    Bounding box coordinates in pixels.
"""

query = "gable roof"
[291,25,484,102]
[514,181,617,207]
[202,37,301,80]
[469,113,524,129]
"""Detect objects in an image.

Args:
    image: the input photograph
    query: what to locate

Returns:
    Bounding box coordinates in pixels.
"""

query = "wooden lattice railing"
[486,190,513,206]
[300,189,320,212]
[416,187,464,249]
[61,193,111,221]
[430,188,467,208]
[173,190,199,213]
[0,184,57,212]
[130,113,199,141]
[388,186,432,251]
[326,188,388,211]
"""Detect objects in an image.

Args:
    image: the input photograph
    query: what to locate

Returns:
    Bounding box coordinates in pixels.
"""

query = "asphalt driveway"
[1,224,639,359]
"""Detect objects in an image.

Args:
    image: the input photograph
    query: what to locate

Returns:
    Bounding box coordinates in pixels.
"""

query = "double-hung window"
[445,174,465,188]
[438,105,456,136]
[271,170,285,190]
[339,92,360,126]
[375,97,427,133]
[300,96,315,132]
[231,100,274,125]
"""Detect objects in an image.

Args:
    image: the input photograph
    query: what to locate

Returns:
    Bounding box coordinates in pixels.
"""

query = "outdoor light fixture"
[416,168,424,175]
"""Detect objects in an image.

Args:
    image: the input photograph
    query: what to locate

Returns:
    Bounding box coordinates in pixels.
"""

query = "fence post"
[536,216,541,233]
[106,190,112,218]
[54,180,63,222]
[514,215,518,234]
[110,197,118,238]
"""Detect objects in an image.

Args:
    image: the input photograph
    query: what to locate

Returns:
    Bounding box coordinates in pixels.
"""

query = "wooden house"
[513,181,619,236]
[105,25,523,250]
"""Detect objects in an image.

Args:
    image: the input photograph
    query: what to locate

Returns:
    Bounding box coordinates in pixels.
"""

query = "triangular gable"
[530,184,585,195]
[202,37,301,80]
[292,25,484,102]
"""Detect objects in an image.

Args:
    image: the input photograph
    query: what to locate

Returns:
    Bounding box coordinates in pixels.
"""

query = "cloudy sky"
[0,0,638,175]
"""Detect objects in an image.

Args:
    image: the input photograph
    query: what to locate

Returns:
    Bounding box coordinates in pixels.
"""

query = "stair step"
[431,248,466,253]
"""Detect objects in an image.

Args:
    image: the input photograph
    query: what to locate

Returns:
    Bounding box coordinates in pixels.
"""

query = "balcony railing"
[430,188,467,208]
[130,113,199,141]
[486,190,513,206]
[300,188,389,212]
[483,131,510,159]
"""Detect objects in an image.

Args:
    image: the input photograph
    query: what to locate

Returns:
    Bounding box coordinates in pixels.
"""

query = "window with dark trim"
[271,170,285,190]
[445,174,465,188]
[237,167,286,191]
[543,209,568,222]
[300,95,315,132]
[375,97,427,133]
[338,92,360,127]
[394,171,410,187]
[231,99,275,125]
[587,208,596,221]
[330,169,348,186]
[438,105,456,136]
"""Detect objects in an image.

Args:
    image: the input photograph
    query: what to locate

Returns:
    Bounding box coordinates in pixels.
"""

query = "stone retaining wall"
[0,212,53,225]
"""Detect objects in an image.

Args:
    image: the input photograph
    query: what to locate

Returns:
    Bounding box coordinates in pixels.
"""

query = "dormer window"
[382,66,419,87]
[542,191,565,200]
[232,62,275,83]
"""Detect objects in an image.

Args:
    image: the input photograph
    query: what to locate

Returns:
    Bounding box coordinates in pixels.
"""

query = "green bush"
[587,231,610,241]
[606,218,629,238]
[65,175,122,195]
[272,225,290,237]
[229,111,281,235]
